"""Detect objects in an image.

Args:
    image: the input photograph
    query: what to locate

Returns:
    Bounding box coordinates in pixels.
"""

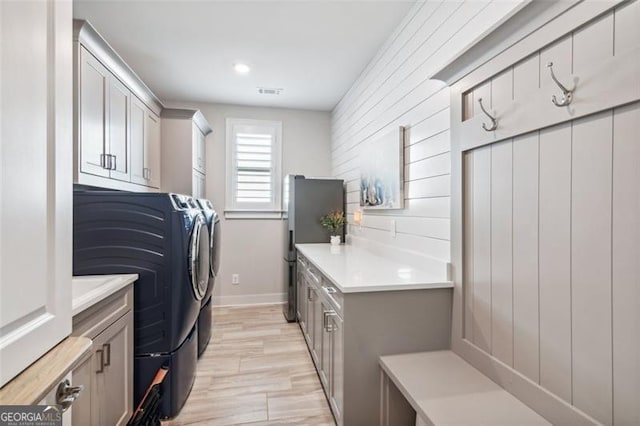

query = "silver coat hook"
[547,62,573,107]
[477,98,497,132]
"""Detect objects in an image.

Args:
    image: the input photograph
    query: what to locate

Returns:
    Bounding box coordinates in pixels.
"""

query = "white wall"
[331,0,524,263]
[179,103,332,305]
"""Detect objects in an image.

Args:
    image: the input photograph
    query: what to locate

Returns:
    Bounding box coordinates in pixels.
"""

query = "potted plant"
[320,211,346,245]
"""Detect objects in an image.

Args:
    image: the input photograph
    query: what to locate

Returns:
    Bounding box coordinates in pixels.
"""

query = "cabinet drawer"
[73,286,133,339]
[320,281,343,316]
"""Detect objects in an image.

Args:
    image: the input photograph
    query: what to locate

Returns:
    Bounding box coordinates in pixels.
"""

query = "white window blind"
[226,119,282,217]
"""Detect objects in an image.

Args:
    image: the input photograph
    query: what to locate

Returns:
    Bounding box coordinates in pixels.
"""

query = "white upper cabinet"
[74,20,163,192]
[145,110,161,189]
[161,109,212,197]
[0,0,73,386]
[130,95,161,189]
[130,96,146,185]
[107,76,131,182]
[79,47,110,178]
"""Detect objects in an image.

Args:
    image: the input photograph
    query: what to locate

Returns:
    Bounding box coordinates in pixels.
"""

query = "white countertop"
[72,274,138,316]
[295,243,452,293]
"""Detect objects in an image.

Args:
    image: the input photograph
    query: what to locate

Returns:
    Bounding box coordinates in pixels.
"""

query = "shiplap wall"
[462,2,640,424]
[331,0,525,262]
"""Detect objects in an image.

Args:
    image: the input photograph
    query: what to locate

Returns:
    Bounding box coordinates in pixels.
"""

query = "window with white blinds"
[226,118,282,216]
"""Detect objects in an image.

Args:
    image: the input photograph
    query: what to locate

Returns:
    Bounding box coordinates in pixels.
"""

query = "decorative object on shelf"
[546,62,574,107]
[321,211,346,245]
[359,126,405,210]
[477,98,498,131]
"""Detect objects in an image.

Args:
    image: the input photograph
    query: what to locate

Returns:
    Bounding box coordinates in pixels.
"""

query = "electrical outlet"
[232,274,240,285]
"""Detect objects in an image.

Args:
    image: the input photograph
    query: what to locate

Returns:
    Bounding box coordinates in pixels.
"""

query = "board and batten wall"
[168,102,332,305]
[330,0,526,264]
[452,1,640,424]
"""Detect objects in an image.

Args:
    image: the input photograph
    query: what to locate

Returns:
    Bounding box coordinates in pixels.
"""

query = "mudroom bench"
[379,351,550,426]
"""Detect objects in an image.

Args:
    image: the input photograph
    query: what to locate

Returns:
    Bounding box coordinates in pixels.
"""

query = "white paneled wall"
[460,3,640,423]
[331,0,525,262]
[464,103,640,425]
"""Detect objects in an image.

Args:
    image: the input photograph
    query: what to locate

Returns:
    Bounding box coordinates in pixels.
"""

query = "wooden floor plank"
[164,304,334,425]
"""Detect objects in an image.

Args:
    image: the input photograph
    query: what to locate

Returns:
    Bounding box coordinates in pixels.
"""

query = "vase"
[330,235,341,245]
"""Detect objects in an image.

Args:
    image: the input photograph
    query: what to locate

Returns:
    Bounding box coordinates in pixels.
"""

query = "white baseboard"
[212,292,287,307]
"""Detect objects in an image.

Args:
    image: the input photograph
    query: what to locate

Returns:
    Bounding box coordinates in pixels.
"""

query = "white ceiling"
[73,1,416,111]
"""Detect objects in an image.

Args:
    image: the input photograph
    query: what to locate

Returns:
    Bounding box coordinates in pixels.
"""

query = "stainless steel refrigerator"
[282,175,344,322]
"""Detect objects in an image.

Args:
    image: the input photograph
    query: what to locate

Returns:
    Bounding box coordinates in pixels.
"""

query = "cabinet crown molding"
[73,19,164,116]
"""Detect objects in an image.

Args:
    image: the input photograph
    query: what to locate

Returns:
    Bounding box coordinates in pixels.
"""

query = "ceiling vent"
[258,87,283,95]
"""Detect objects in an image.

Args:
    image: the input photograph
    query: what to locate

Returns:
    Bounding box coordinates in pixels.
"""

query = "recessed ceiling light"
[233,63,251,74]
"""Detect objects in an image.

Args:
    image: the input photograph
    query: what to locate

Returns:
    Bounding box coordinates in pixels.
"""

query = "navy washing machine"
[195,198,220,356]
[73,191,210,418]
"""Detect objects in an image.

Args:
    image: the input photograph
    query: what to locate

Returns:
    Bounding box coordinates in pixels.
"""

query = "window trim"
[225,118,283,219]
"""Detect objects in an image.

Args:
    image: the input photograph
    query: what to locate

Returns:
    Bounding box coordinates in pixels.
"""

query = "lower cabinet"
[297,257,344,425]
[311,285,323,368]
[72,286,134,426]
[328,312,344,423]
[296,252,452,426]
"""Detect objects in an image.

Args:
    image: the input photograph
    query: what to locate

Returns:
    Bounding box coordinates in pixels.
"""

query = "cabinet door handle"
[100,153,106,168]
[307,287,313,301]
[323,310,336,333]
[96,349,105,373]
[110,155,117,170]
[102,343,111,366]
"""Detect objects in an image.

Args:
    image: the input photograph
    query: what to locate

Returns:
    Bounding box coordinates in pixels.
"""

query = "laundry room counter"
[295,243,451,293]
[72,274,138,316]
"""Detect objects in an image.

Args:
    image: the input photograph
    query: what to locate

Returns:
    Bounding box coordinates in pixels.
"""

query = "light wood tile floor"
[164,304,335,426]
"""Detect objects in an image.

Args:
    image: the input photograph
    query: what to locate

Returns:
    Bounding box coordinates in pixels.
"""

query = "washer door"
[209,212,221,278]
[189,215,210,301]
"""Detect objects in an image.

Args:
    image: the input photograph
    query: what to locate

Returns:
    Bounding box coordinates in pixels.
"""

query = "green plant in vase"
[320,211,346,245]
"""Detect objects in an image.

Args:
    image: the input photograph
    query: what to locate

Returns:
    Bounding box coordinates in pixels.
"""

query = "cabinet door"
[107,76,130,182]
[71,353,94,426]
[0,0,73,386]
[145,111,161,189]
[320,300,331,389]
[303,279,313,346]
[297,267,307,332]
[193,125,205,173]
[94,311,133,426]
[192,170,205,198]
[79,46,109,177]
[312,287,323,367]
[129,96,146,185]
[329,314,344,425]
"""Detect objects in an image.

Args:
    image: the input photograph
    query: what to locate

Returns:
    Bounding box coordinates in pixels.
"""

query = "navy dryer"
[73,191,210,418]
[195,198,220,356]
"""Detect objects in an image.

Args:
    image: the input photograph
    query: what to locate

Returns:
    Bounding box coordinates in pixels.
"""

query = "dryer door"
[210,211,221,278]
[189,215,210,301]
